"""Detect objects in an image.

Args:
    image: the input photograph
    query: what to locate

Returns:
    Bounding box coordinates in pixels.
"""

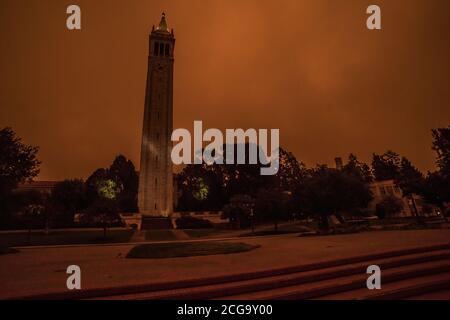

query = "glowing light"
[193,178,209,201]
[97,179,119,199]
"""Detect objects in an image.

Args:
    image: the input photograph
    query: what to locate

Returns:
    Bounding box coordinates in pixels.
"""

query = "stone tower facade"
[138,13,175,217]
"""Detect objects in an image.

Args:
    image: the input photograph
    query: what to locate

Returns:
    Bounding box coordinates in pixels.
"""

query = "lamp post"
[250,208,255,234]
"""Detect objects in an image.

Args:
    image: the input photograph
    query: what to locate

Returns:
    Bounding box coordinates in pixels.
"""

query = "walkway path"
[171,230,190,240]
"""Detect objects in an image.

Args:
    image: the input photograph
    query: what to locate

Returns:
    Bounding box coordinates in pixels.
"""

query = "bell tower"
[138,13,175,219]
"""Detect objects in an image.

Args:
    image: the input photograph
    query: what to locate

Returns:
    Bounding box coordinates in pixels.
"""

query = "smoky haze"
[1,0,449,180]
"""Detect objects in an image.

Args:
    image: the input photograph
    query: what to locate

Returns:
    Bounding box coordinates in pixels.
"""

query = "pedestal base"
[140,216,174,230]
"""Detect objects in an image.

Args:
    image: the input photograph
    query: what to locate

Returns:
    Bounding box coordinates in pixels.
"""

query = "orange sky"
[1,0,449,180]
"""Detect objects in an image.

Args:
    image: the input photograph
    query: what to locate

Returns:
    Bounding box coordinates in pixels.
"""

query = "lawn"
[126,241,260,259]
[0,229,135,247]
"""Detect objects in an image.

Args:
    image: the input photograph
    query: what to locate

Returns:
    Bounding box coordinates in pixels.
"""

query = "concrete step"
[316,272,450,300]
[16,242,450,300]
[96,249,450,300]
[219,259,450,300]
[140,217,173,230]
[366,274,450,300]
[406,288,450,300]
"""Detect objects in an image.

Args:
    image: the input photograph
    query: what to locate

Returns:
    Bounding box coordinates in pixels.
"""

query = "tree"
[372,150,401,181]
[85,155,139,212]
[254,188,292,231]
[275,148,306,189]
[217,143,269,200]
[109,155,139,212]
[298,165,373,230]
[85,168,112,204]
[83,156,141,236]
[84,167,121,237]
[97,179,120,200]
[14,190,47,241]
[222,194,254,229]
[176,145,306,213]
[176,164,224,211]
[0,127,40,228]
[84,198,120,238]
[50,179,87,227]
[425,171,450,208]
[396,157,425,196]
[432,126,450,173]
[0,127,40,194]
[425,126,450,207]
[343,154,373,183]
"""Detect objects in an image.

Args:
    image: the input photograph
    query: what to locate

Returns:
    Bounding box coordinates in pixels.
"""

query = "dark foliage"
[175,216,213,229]
[375,196,404,219]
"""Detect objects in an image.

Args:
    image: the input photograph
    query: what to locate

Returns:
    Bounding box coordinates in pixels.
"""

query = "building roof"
[15,181,59,192]
[155,12,170,34]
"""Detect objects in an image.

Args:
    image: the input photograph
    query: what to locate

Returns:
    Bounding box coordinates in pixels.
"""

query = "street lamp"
[250,208,255,234]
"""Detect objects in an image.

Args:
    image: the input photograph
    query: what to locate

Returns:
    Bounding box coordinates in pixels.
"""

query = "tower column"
[138,13,175,222]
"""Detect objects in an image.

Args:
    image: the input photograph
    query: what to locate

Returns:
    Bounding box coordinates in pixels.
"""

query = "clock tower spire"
[138,13,175,222]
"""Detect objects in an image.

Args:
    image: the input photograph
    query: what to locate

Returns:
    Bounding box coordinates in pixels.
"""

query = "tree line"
[0,127,138,231]
[176,127,450,229]
[0,126,449,230]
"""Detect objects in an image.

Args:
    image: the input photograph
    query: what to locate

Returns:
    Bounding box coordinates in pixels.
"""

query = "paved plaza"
[1,229,450,299]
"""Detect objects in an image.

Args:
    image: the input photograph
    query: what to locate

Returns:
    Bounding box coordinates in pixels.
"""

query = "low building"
[368,179,437,217]
[14,181,59,194]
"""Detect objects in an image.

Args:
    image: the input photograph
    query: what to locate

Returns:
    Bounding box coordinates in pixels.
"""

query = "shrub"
[175,216,212,229]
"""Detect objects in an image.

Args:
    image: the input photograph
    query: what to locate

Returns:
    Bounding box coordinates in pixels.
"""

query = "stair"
[15,243,450,300]
[318,273,450,300]
[140,217,173,230]
[221,259,450,300]
[93,243,450,300]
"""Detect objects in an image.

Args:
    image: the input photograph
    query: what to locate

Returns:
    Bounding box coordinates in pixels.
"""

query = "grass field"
[126,241,260,259]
